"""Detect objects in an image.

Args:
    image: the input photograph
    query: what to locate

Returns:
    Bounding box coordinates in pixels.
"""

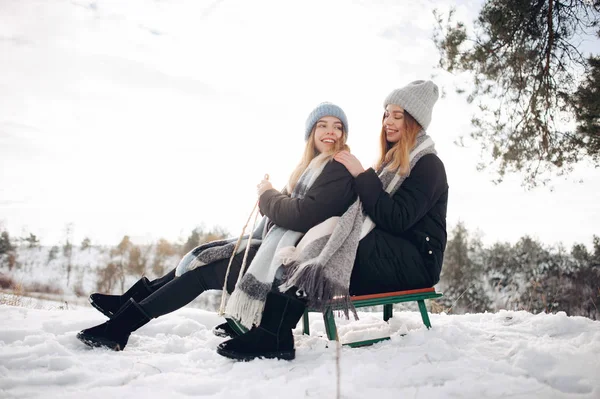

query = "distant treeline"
[0,226,228,295]
[1,224,598,320]
[438,223,599,320]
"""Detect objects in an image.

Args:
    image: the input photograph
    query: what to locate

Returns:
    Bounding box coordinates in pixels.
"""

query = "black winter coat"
[258,160,357,233]
[350,154,448,295]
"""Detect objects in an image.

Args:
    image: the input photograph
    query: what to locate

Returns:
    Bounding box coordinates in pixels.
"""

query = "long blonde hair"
[287,127,349,192]
[375,110,422,176]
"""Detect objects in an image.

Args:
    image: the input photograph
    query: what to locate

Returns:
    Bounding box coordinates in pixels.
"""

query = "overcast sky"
[1,0,598,248]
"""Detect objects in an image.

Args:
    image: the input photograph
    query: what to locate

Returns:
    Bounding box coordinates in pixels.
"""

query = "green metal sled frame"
[226,287,443,348]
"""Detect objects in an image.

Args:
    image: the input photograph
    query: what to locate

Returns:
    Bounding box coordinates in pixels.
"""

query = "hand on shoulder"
[334,150,365,178]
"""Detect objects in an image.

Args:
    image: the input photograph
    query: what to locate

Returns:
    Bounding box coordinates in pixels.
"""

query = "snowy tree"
[433,0,600,186]
[439,222,491,313]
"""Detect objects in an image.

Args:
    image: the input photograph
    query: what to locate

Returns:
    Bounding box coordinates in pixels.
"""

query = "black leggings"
[139,248,258,319]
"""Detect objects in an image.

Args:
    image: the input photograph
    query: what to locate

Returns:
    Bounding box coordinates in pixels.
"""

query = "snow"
[1,300,598,399]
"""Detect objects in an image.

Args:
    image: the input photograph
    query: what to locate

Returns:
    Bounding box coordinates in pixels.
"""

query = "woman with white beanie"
[76,102,357,352]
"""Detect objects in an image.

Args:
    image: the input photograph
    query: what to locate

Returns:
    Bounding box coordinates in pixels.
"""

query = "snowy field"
[1,299,599,399]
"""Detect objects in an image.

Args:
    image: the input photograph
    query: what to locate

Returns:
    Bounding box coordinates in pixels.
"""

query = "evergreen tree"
[181,225,229,255]
[567,237,600,319]
[0,231,17,270]
[519,239,570,314]
[592,235,600,265]
[439,222,491,312]
[47,246,59,264]
[80,237,91,251]
[182,228,201,255]
[0,231,14,254]
[24,233,40,248]
[62,224,74,286]
[572,55,600,140]
[433,1,600,187]
[482,241,523,310]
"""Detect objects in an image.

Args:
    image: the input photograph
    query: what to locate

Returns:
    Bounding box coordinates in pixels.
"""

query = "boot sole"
[216,347,295,361]
[212,323,240,339]
[212,328,236,339]
[89,297,115,319]
[76,331,122,351]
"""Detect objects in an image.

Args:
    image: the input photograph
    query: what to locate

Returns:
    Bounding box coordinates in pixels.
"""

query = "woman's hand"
[334,151,365,177]
[257,179,273,196]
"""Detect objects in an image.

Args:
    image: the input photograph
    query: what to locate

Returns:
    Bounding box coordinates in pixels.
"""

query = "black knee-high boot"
[216,290,307,361]
[77,298,151,351]
[89,277,153,318]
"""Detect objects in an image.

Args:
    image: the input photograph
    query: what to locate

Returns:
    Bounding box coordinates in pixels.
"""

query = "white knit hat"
[384,80,439,130]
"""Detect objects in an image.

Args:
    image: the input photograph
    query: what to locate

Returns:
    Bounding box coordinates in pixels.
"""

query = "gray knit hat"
[304,102,349,141]
[383,80,439,130]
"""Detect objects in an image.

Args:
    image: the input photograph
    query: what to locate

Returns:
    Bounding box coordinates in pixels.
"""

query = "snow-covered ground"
[1,299,598,399]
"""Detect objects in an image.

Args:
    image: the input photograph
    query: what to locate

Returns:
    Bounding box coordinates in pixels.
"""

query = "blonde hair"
[287,126,349,192]
[375,110,422,176]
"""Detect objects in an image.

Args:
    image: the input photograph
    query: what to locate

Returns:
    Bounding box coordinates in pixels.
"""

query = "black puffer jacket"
[259,160,357,233]
[351,154,448,293]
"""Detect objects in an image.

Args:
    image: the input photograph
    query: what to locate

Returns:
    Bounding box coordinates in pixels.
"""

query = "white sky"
[1,0,598,248]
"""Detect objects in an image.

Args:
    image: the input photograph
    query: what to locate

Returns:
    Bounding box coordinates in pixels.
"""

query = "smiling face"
[383,104,405,144]
[313,116,344,154]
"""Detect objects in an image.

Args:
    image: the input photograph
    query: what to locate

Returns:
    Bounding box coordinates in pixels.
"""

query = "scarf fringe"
[225,289,266,329]
[175,238,262,277]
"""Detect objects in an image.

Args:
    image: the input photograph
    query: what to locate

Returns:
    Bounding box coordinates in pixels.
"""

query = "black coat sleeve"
[353,154,447,235]
[258,160,356,233]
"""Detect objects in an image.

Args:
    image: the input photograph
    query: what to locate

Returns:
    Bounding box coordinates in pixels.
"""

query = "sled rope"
[236,204,262,285]
[218,175,268,315]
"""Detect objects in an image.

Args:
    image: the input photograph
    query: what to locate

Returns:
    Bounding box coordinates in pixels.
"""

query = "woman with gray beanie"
[76,102,357,352]
[335,79,448,295]
[218,80,448,362]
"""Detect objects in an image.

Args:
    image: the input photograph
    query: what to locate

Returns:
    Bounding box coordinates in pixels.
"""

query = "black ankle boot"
[89,277,152,318]
[77,298,151,351]
[216,290,306,361]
